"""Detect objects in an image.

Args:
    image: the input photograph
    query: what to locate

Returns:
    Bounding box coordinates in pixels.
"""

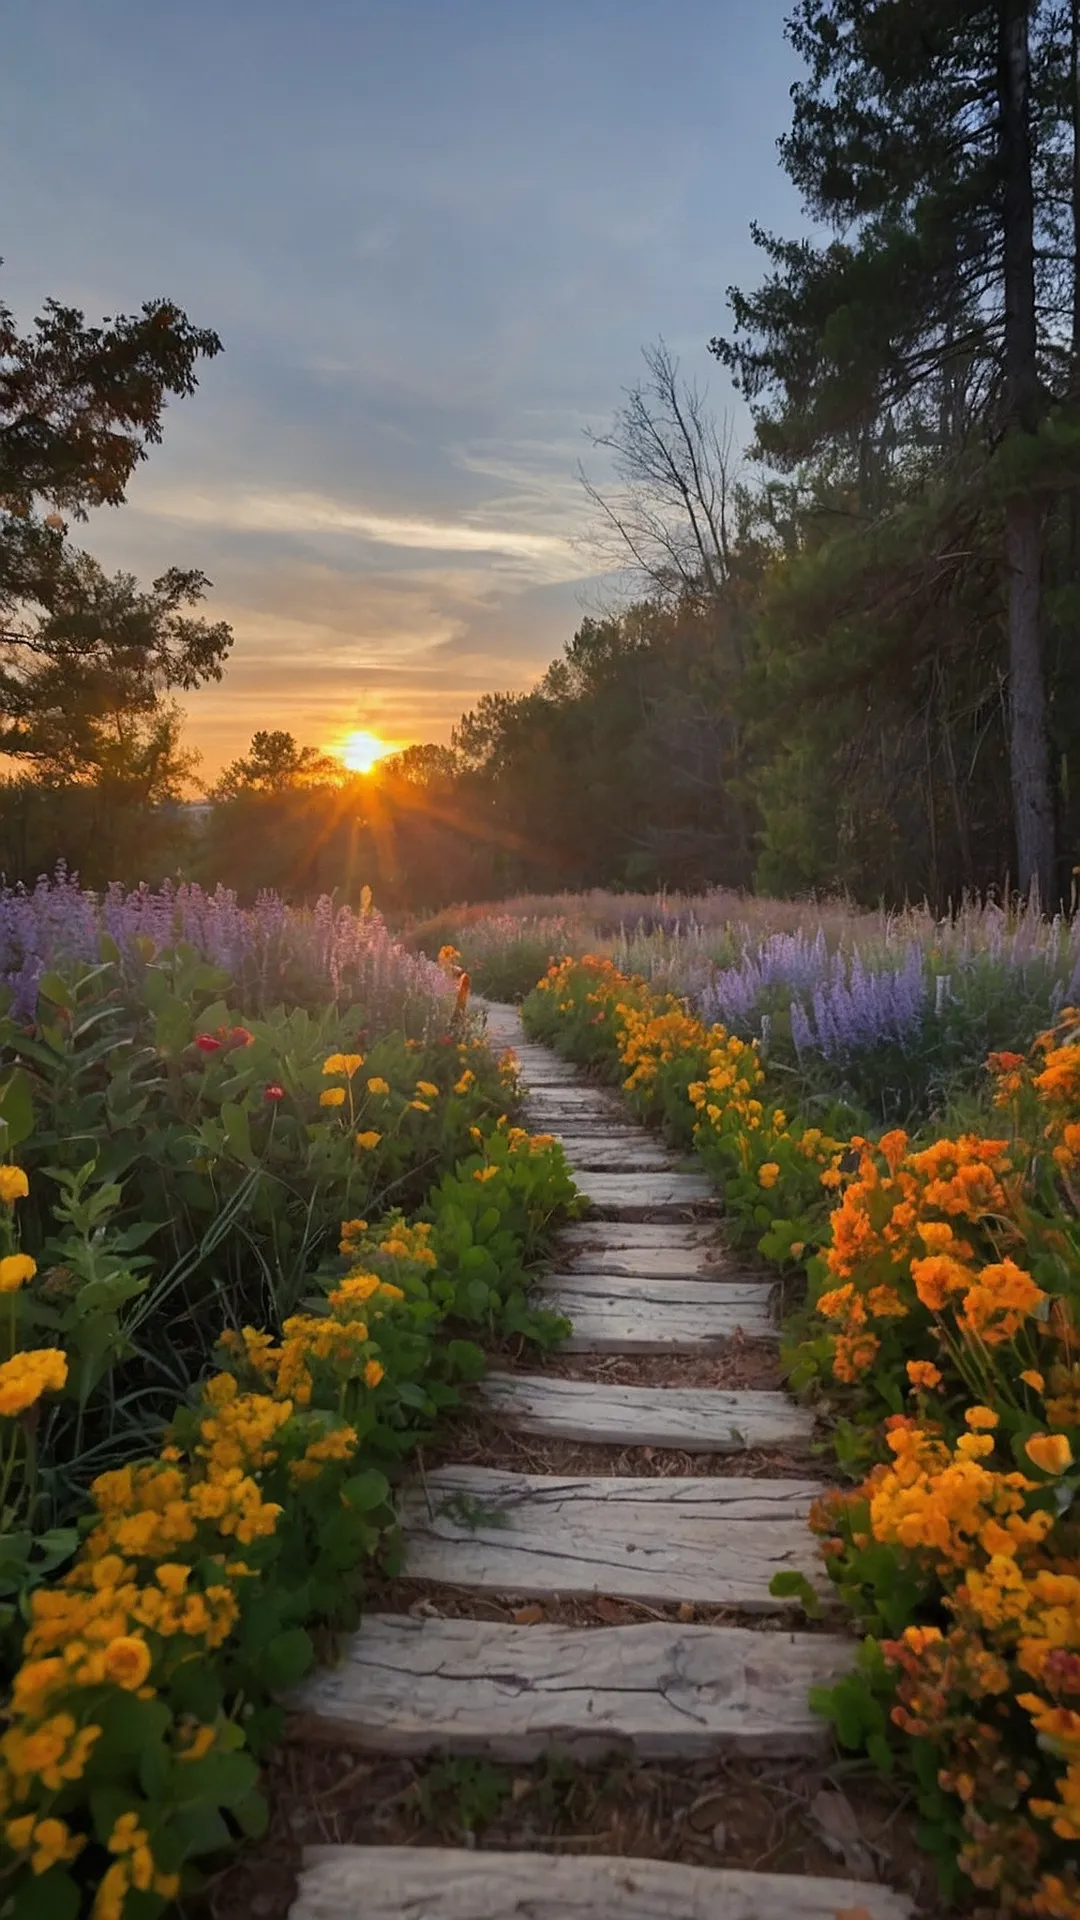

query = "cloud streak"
[135,485,589,580]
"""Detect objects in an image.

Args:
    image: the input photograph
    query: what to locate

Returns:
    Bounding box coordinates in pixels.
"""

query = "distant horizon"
[3,0,803,775]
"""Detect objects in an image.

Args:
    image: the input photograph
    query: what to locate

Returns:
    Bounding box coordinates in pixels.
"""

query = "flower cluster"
[805,1015,1080,1915]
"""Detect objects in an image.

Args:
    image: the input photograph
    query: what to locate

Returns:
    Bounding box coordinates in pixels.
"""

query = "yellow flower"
[454,1070,475,1094]
[339,1053,364,1076]
[322,1053,347,1074]
[177,1723,217,1761]
[472,1165,499,1183]
[28,1816,83,1874]
[102,1635,152,1691]
[965,1406,1000,1430]
[367,1077,390,1096]
[355,1130,382,1151]
[0,1165,29,1204]
[1026,1432,1074,1475]
[758,1162,780,1189]
[94,1859,130,1920]
[416,1080,440,1098]
[906,1360,942,1391]
[0,1347,67,1416]
[1021,1369,1045,1391]
[364,1359,385,1388]
[319,1087,346,1108]
[0,1253,35,1292]
[410,1099,431,1112]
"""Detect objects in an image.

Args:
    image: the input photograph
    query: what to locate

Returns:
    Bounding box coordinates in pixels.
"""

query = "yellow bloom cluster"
[0,1348,67,1416]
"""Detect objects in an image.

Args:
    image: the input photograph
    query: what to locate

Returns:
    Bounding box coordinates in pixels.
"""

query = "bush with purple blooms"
[0,869,450,1030]
[435,890,1080,1125]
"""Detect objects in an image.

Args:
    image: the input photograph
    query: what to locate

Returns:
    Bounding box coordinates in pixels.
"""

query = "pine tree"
[714,0,1079,900]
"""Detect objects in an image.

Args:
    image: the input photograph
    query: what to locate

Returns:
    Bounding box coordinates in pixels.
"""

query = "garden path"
[285,1002,913,1920]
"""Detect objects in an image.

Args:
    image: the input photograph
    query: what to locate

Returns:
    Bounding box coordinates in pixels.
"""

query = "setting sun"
[337,729,391,774]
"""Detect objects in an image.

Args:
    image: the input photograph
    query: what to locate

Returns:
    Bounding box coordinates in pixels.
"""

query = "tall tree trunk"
[999,0,1055,901]
[1073,0,1080,377]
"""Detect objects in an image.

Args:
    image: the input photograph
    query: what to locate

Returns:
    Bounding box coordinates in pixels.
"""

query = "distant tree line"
[5,0,1080,911]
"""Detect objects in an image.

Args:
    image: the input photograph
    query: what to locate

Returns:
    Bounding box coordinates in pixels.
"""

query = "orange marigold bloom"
[907,1360,943,1391]
[911,1253,971,1311]
[1025,1432,1074,1476]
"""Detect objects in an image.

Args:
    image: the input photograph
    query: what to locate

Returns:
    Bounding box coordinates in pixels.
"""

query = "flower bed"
[0,1118,576,1917]
[523,956,1080,1919]
[0,902,579,1913]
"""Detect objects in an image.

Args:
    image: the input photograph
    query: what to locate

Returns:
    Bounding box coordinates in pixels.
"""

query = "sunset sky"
[2,0,801,777]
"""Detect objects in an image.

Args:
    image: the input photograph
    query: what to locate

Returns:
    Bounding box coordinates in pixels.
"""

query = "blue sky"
[2,0,802,775]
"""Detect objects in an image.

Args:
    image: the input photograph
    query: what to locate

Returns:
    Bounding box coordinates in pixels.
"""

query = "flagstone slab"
[398,1465,827,1610]
[534,1272,775,1348]
[480,1373,811,1451]
[292,1847,914,1919]
[284,1614,850,1760]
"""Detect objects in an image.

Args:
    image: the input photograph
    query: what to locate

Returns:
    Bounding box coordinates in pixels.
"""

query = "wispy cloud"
[134,484,590,581]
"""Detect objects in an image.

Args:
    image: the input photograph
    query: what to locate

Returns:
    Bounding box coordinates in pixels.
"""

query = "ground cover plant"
[522,944,1080,1919]
[0,881,579,1915]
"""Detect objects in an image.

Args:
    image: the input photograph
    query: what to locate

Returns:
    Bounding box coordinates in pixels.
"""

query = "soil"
[493,1340,787,1393]
[421,1414,825,1483]
[194,1745,945,1920]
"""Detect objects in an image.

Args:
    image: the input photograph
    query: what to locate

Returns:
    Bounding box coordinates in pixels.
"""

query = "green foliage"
[0,946,514,1545]
[0,1082,577,1909]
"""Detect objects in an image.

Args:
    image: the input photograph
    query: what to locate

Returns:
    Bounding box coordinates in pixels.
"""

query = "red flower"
[264,1084,285,1103]
[194,1034,223,1053]
[228,1026,255,1048]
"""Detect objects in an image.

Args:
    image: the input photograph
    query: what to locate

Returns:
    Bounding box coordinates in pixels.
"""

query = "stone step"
[284,1614,851,1761]
[479,1373,810,1452]
[545,1133,677,1171]
[558,1244,733,1279]
[398,1466,827,1610]
[533,1272,776,1349]
[576,1171,719,1217]
[291,1847,914,1920]
[559,1222,719,1250]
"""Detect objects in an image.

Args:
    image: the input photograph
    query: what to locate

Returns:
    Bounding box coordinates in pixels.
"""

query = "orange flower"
[911,1254,970,1311]
[1025,1433,1074,1476]
[906,1360,942,1391]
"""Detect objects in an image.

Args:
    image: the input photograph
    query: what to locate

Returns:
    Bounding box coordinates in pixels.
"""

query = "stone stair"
[284,998,915,1919]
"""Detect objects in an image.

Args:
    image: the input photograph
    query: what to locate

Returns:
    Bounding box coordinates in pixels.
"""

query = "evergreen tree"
[713,0,1080,900]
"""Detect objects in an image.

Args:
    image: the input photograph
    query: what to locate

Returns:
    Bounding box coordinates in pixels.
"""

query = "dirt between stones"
[195,1742,944,1920]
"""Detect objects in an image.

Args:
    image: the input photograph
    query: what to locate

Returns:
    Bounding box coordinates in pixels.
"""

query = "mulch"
[193,1743,944,1920]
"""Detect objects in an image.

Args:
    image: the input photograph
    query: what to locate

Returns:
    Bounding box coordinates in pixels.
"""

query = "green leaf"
[169,1800,233,1856]
[168,1656,225,1723]
[257,1626,315,1689]
[220,1099,255,1166]
[11,1866,80,1920]
[767,1568,823,1616]
[154,997,193,1057]
[37,970,75,1011]
[343,1468,391,1511]
[0,1068,34,1150]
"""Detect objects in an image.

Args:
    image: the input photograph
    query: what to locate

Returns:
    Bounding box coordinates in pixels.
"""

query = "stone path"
[285,1001,913,1919]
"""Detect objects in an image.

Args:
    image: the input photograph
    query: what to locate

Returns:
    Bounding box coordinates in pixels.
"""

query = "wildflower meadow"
[0,878,577,1916]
